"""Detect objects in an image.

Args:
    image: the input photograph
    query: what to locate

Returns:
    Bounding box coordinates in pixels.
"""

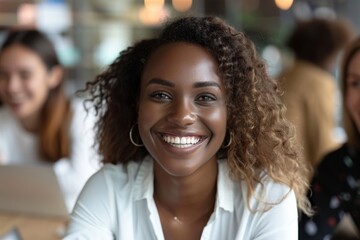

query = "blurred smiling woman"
[0,29,99,210]
[299,37,360,240]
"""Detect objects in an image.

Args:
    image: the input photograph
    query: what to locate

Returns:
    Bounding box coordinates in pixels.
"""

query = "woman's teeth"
[162,135,201,148]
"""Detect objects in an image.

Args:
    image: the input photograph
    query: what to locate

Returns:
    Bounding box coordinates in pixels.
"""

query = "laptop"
[0,164,68,219]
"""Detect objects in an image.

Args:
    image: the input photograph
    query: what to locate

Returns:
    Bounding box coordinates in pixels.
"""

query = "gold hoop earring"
[129,124,144,147]
[222,130,233,149]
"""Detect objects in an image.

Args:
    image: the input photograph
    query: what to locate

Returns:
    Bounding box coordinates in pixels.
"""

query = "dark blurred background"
[0,0,359,93]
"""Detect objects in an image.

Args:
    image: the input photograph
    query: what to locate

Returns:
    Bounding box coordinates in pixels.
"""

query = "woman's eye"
[349,79,360,88]
[20,71,31,81]
[150,91,172,101]
[196,94,216,103]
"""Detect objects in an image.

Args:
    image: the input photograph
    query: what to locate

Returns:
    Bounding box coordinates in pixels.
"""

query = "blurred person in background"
[0,29,99,211]
[299,37,360,240]
[278,18,354,177]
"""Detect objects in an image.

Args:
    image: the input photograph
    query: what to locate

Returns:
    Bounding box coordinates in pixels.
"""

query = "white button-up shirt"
[65,156,298,239]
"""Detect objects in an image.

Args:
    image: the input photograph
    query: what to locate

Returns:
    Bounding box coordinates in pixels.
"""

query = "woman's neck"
[153,159,218,222]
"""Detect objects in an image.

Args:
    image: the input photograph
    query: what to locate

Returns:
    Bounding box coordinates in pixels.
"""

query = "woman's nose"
[167,99,197,126]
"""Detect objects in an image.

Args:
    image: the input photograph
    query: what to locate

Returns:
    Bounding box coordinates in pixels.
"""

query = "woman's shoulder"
[100,161,142,180]
[0,107,12,125]
[70,98,92,120]
[0,107,20,132]
[244,176,296,215]
[89,158,153,194]
[68,98,97,132]
[317,144,349,172]
[231,172,296,218]
[255,174,294,204]
[219,161,294,210]
[0,108,6,129]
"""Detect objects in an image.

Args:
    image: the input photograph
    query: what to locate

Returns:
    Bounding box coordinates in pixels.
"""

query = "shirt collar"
[133,156,154,201]
[133,157,235,213]
[216,160,234,212]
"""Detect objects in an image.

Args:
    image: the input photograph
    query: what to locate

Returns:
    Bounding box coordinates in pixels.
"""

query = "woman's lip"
[6,102,22,110]
[158,130,206,137]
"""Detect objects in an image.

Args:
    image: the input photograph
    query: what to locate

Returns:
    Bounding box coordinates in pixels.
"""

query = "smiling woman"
[0,30,99,210]
[299,38,360,240]
[65,16,312,240]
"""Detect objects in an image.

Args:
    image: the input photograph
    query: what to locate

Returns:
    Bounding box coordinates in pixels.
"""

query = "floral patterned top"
[299,144,360,239]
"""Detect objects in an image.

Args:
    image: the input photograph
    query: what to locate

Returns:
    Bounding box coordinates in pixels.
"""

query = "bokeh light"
[274,0,293,10]
[172,0,192,12]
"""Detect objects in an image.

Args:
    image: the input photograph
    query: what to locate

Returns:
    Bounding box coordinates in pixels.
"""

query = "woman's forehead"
[141,42,223,88]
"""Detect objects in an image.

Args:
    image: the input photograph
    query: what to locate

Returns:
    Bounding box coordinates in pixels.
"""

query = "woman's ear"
[48,66,64,89]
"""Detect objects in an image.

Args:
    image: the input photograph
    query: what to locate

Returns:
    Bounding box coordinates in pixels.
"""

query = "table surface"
[0,212,68,240]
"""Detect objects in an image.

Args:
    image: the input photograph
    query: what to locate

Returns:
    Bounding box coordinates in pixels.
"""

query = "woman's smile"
[155,130,209,156]
[161,134,203,148]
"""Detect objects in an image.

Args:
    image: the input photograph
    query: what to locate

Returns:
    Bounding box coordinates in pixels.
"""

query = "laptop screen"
[0,164,68,218]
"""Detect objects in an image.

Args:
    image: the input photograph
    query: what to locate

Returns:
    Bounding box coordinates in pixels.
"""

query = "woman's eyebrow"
[146,78,221,89]
[147,78,175,87]
[193,81,221,89]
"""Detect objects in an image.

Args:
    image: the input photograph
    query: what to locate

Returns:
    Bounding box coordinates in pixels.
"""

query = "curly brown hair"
[86,16,311,215]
